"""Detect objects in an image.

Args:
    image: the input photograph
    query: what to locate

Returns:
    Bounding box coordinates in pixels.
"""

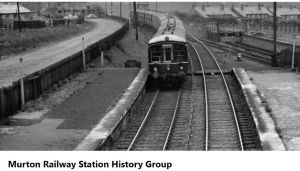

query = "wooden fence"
[0,17,129,121]
[13,20,46,30]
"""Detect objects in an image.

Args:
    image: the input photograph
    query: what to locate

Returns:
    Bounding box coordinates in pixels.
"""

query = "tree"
[89,3,105,17]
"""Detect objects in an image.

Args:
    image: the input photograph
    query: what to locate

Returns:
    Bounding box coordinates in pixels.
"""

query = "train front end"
[147,16,188,86]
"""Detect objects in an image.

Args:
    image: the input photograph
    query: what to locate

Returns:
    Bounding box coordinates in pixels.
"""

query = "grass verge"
[0,21,95,59]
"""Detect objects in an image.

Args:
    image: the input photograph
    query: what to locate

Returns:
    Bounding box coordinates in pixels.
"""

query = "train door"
[162,44,172,62]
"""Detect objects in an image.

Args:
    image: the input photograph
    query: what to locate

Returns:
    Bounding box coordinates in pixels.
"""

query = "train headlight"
[180,66,184,70]
[153,67,158,72]
[167,66,170,71]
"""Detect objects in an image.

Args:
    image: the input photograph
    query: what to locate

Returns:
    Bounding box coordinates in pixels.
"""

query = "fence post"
[101,51,104,66]
[292,40,296,70]
[19,58,25,111]
[82,37,86,70]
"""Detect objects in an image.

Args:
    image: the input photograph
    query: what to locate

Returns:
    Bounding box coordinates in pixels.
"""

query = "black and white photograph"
[0,0,300,169]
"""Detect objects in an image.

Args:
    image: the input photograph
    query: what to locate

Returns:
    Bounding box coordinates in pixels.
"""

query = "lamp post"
[105,2,107,15]
[111,2,113,15]
[19,58,25,111]
[292,35,300,70]
[133,2,138,40]
[82,37,86,70]
[120,2,122,17]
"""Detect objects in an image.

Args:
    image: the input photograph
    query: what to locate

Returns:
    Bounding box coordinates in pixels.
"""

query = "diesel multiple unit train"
[131,10,188,85]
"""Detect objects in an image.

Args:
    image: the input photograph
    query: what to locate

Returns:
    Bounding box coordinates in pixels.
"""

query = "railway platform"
[0,68,141,150]
[247,70,300,150]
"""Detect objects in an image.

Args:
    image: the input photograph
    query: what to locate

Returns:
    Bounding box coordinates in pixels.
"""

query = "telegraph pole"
[120,2,122,17]
[272,2,277,67]
[105,2,107,16]
[133,2,138,40]
[156,2,158,11]
[17,2,21,32]
[111,2,113,15]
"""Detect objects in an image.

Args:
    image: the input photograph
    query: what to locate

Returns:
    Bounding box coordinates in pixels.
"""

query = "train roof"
[137,10,186,44]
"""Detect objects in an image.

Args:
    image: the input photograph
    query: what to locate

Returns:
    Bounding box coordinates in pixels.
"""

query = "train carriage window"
[174,44,187,61]
[150,45,162,62]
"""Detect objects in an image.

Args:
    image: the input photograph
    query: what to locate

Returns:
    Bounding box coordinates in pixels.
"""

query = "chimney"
[290,5,293,9]
[258,3,261,10]
[241,4,244,11]
[202,4,205,11]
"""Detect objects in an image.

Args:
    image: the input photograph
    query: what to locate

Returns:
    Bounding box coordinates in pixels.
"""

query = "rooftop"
[0,3,31,14]
[233,6,272,18]
[194,6,237,18]
[268,6,300,16]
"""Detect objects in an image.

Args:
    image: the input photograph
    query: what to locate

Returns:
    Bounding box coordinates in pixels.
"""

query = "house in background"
[193,4,238,19]
[20,2,88,17]
[232,3,272,20]
[21,2,43,14]
[55,2,88,16]
[0,2,32,27]
[268,5,300,22]
[0,3,31,20]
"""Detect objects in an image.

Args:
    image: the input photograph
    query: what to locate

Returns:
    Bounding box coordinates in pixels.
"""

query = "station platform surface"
[248,70,300,150]
[0,18,123,87]
[0,68,139,150]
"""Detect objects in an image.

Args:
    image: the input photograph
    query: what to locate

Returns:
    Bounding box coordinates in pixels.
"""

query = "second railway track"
[188,36,262,150]
[187,33,272,64]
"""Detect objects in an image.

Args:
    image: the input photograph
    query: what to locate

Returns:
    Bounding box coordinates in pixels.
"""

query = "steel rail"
[162,88,182,151]
[186,34,271,64]
[127,90,160,151]
[188,34,245,151]
[187,41,209,151]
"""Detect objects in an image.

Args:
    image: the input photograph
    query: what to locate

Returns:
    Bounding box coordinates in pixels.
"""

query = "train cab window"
[164,48,172,61]
[163,44,172,62]
[174,44,187,61]
[150,45,162,62]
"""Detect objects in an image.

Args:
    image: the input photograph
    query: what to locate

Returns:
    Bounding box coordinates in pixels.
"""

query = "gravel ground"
[0,18,123,87]
[185,24,277,71]
[247,70,300,150]
[103,25,155,68]
[251,29,300,46]
[208,46,276,71]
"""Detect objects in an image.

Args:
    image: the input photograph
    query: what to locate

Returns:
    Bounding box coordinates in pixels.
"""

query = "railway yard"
[1,4,300,153]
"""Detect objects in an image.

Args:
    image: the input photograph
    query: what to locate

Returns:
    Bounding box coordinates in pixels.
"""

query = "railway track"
[111,89,182,150]
[187,36,262,150]
[127,89,181,151]
[187,34,272,65]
